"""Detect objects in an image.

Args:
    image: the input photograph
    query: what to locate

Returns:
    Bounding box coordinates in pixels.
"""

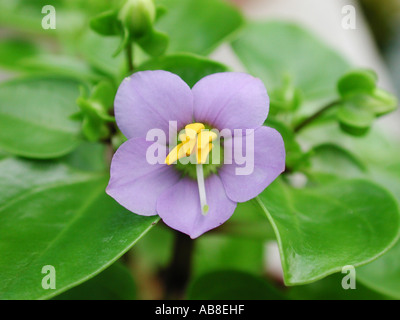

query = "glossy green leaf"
[296,101,400,297]
[231,21,351,113]
[187,270,285,300]
[0,158,158,300]
[61,141,107,172]
[356,158,400,299]
[156,0,243,55]
[0,77,83,159]
[256,178,400,285]
[53,262,136,300]
[357,240,400,299]
[138,53,229,87]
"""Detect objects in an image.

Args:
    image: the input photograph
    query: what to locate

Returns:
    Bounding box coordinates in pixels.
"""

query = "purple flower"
[106,71,285,238]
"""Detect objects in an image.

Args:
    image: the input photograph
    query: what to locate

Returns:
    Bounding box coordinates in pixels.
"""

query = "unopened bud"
[118,0,156,37]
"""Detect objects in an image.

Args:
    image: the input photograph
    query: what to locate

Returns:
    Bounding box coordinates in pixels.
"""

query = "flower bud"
[118,0,156,37]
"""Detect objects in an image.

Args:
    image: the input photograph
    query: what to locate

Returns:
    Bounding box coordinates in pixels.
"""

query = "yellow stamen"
[185,123,205,133]
[164,122,217,215]
[197,131,218,149]
[197,142,214,164]
[178,132,187,142]
[165,142,187,165]
[165,123,217,165]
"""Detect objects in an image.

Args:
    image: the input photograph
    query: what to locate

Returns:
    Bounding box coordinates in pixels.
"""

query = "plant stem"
[162,231,195,299]
[294,100,340,133]
[125,42,134,73]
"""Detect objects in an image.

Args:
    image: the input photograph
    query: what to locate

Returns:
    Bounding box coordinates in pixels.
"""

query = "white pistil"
[196,164,209,215]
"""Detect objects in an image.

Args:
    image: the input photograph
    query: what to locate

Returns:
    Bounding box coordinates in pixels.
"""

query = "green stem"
[294,100,340,133]
[125,41,134,73]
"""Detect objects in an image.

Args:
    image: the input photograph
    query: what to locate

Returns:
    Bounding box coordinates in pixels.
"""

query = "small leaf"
[269,75,303,113]
[337,99,375,136]
[91,81,116,110]
[137,28,169,57]
[368,88,398,116]
[264,120,306,171]
[90,10,121,36]
[338,69,377,97]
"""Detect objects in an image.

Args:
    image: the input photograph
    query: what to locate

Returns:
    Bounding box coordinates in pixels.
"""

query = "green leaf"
[137,28,169,57]
[91,81,117,110]
[61,141,107,172]
[337,99,375,136]
[231,21,351,113]
[307,143,367,181]
[335,70,398,136]
[357,240,400,299]
[90,10,121,36]
[0,77,83,159]
[138,53,229,87]
[78,30,125,79]
[256,178,400,285]
[0,158,158,300]
[53,262,136,300]
[0,38,41,71]
[264,120,306,171]
[367,88,398,116]
[20,55,100,82]
[187,270,285,300]
[337,69,377,97]
[156,0,243,55]
[269,74,303,113]
[356,163,400,299]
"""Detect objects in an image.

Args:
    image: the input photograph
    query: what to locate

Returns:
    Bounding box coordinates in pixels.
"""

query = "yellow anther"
[197,131,218,150]
[165,123,218,165]
[165,143,187,165]
[182,137,196,156]
[185,123,205,134]
[197,142,214,164]
[178,132,188,142]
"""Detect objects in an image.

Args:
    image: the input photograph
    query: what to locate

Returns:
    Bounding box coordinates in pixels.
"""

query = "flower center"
[165,123,219,215]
